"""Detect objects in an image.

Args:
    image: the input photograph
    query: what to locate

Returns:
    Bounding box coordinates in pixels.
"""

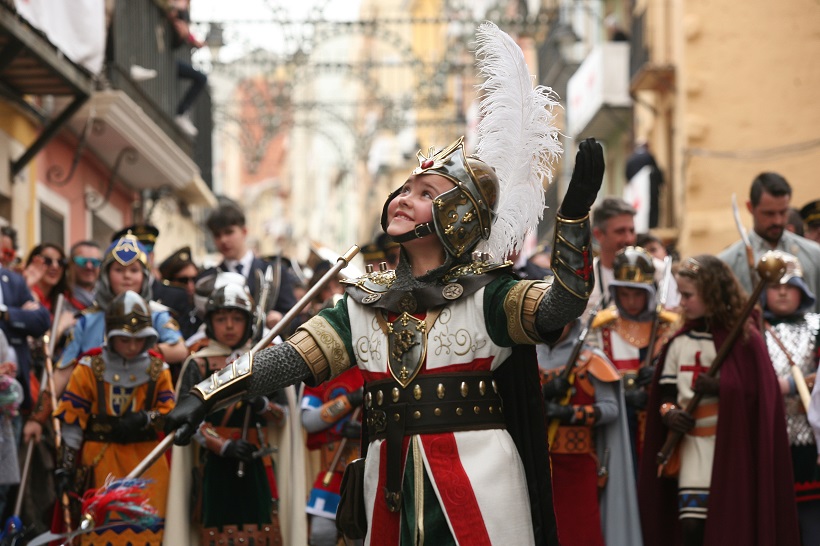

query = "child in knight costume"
[168,283,286,546]
[166,22,604,545]
[760,251,820,545]
[301,366,364,545]
[538,319,641,546]
[31,235,185,447]
[54,291,175,545]
[639,255,799,546]
[591,246,679,469]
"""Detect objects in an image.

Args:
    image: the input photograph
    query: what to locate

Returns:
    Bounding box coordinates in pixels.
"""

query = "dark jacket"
[0,268,52,410]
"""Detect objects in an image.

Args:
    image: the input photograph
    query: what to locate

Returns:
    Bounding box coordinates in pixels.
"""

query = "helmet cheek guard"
[205,284,256,348]
[381,136,499,258]
[105,290,158,352]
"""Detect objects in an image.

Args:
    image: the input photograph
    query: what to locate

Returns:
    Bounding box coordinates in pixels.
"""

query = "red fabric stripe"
[421,434,491,545]
[368,439,405,544]
[360,356,495,383]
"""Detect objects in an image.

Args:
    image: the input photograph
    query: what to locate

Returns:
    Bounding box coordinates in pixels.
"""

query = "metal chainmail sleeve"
[247,342,315,397]
[534,280,589,337]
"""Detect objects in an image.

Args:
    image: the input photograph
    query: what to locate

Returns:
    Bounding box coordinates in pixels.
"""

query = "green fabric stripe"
[399,446,456,546]
[316,295,356,365]
[483,274,517,347]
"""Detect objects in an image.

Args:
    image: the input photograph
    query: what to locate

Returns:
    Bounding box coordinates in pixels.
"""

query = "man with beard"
[719,172,820,313]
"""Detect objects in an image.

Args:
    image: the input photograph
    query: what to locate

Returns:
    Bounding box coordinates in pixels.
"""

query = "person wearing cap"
[800,199,820,245]
[719,173,820,313]
[166,134,605,544]
[155,246,201,341]
[55,291,175,545]
[112,224,160,266]
[591,247,680,471]
[759,251,820,544]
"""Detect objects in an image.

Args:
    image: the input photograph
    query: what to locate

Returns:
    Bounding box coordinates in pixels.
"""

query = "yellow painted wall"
[642,0,820,256]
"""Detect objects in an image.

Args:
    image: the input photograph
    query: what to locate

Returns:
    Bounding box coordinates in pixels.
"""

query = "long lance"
[126,245,360,481]
[547,300,603,445]
[6,294,68,540]
[656,252,786,476]
[642,256,673,370]
[239,265,276,478]
[732,193,758,288]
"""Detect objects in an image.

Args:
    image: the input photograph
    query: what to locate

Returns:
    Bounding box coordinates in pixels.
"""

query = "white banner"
[14,0,105,74]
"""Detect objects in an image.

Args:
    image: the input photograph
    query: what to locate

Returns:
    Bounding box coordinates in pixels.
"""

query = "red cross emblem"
[680,351,709,388]
[575,249,593,281]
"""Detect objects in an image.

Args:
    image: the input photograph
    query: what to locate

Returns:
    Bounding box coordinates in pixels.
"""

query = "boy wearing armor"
[301,367,364,546]
[591,246,679,466]
[167,133,604,545]
[760,251,820,544]
[538,319,641,545]
[170,283,285,546]
[54,291,175,545]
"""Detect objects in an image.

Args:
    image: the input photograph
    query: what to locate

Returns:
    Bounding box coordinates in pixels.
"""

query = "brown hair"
[676,254,748,332]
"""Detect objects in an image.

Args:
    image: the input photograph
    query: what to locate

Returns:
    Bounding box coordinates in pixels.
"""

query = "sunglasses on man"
[72,256,102,268]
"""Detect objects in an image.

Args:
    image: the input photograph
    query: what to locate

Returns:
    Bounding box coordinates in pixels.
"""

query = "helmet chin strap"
[388,222,435,243]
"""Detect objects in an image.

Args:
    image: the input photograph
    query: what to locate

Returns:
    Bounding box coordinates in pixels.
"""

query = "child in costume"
[167,22,605,545]
[55,291,175,545]
[301,366,364,546]
[29,236,185,448]
[538,318,641,546]
[591,246,679,468]
[639,254,799,546]
[759,251,820,544]
[170,283,286,546]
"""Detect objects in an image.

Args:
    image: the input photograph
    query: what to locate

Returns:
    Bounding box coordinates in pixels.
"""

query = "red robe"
[638,319,800,545]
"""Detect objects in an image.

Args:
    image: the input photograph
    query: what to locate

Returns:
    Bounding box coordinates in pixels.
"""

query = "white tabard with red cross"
[659,329,719,495]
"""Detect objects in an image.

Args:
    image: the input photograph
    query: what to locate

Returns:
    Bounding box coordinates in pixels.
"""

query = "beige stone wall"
[639,0,820,256]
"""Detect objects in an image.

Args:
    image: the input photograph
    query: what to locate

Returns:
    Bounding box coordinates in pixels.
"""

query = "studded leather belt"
[364,372,506,513]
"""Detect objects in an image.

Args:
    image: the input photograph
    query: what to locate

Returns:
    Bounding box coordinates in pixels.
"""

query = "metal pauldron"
[552,213,594,299]
[194,350,253,404]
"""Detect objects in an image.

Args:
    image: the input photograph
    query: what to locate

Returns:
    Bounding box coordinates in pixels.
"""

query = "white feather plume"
[473,21,562,261]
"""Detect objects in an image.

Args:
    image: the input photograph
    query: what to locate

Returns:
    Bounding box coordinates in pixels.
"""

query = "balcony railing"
[105,0,213,186]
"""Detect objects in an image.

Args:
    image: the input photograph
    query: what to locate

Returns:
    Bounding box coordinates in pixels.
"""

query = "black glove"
[346,388,364,408]
[112,411,149,442]
[624,388,648,410]
[662,408,695,434]
[250,396,269,414]
[693,374,720,396]
[341,420,362,439]
[559,138,605,219]
[545,402,575,425]
[542,376,571,401]
[636,365,655,387]
[223,439,255,462]
[165,395,209,445]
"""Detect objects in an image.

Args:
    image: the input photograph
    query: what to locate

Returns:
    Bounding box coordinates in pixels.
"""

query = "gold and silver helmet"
[96,234,152,309]
[205,283,256,348]
[612,246,655,285]
[105,290,158,351]
[609,246,657,320]
[380,136,499,258]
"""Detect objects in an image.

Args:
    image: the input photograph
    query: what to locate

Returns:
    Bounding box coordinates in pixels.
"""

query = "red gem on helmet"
[421,159,434,169]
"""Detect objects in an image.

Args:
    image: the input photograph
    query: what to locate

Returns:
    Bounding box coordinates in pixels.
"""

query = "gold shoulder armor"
[592,307,619,329]
[659,310,681,324]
